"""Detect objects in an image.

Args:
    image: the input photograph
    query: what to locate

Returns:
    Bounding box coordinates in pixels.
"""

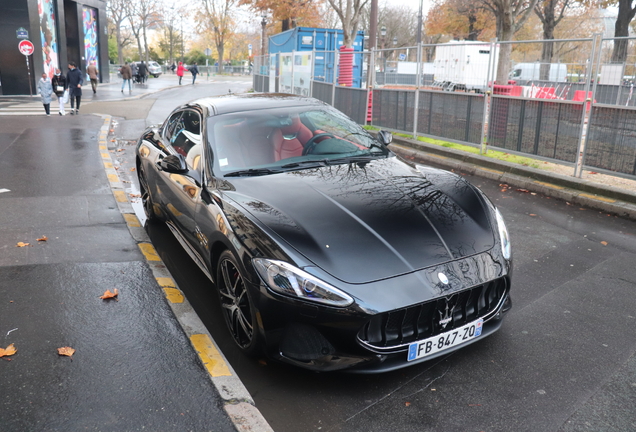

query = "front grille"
[358,278,508,350]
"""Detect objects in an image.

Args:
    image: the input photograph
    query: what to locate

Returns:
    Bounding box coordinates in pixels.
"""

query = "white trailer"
[433,41,498,91]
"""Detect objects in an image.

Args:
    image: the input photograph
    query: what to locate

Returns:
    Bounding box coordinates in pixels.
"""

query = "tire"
[138,167,159,223]
[216,250,262,356]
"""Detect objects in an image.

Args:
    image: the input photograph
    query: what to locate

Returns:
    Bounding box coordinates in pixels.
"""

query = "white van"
[510,63,567,83]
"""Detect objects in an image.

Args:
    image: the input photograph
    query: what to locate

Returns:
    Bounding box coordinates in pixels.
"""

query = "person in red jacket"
[176,62,186,85]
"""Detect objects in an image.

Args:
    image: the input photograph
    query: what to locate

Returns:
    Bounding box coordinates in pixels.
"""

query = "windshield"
[207,105,388,177]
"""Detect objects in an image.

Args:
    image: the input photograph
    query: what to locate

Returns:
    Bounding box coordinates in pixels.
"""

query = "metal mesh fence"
[585,106,636,175]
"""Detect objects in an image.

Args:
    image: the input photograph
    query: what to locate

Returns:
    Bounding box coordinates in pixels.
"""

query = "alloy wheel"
[218,254,255,350]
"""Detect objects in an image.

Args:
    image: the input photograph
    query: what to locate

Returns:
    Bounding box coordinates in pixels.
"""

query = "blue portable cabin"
[268,27,365,88]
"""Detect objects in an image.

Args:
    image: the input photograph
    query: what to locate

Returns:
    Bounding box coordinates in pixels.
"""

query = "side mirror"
[158,154,188,174]
[377,130,393,146]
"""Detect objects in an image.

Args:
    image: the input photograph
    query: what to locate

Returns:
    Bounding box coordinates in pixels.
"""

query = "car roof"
[191,93,328,116]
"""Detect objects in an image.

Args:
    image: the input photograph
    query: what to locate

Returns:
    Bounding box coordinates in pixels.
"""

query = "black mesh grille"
[359,278,507,349]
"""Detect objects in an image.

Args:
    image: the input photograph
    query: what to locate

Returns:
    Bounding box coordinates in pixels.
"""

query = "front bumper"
[255,281,512,373]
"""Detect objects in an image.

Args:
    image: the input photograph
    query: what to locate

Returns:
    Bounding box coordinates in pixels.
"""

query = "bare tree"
[199,0,237,73]
[125,0,161,62]
[482,0,541,83]
[107,0,131,64]
[326,0,370,47]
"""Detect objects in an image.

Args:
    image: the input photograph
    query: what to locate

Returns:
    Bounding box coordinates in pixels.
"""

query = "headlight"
[495,208,511,260]
[253,258,353,307]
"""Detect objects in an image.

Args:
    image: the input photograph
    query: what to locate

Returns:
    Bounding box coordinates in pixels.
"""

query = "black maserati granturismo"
[136,93,512,373]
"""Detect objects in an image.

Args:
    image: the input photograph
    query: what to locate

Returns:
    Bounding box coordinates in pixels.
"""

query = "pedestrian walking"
[190,62,199,84]
[170,63,176,74]
[138,61,148,84]
[37,73,53,116]
[66,62,83,115]
[131,62,139,84]
[51,68,67,115]
[87,61,99,94]
[120,62,132,92]
[177,61,186,85]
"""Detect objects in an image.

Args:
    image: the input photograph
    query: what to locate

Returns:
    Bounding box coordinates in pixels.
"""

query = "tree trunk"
[282,18,291,32]
[116,26,124,65]
[467,12,478,41]
[143,26,149,62]
[540,25,555,80]
[612,10,632,63]
[217,44,225,73]
[496,16,514,84]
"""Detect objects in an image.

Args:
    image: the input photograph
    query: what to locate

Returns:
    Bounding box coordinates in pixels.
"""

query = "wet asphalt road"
[3,77,636,431]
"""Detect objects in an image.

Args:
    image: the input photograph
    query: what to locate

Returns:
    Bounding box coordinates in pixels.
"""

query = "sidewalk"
[0,74,252,114]
[389,136,636,221]
[0,113,269,431]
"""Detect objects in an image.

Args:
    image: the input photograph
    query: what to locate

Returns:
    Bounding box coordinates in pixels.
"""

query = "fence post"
[480,39,497,155]
[291,50,296,95]
[413,42,422,138]
[331,49,339,107]
[574,33,602,178]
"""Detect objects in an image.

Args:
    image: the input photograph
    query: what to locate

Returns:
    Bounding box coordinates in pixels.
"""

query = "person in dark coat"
[120,62,133,92]
[170,63,176,74]
[190,62,199,84]
[66,62,83,115]
[138,61,148,84]
[51,68,67,115]
[131,62,139,83]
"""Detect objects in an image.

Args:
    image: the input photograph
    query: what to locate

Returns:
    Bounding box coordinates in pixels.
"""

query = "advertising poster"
[82,7,99,79]
[293,53,312,96]
[38,0,59,79]
[280,54,293,93]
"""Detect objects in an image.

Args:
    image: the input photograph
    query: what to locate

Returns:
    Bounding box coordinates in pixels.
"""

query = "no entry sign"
[18,40,34,56]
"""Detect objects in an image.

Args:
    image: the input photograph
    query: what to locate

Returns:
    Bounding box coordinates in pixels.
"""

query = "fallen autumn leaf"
[0,344,17,358]
[37,236,48,242]
[601,241,608,246]
[99,288,119,301]
[16,242,30,247]
[57,347,75,357]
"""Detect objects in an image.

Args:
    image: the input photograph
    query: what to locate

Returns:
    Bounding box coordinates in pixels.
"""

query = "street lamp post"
[393,37,398,61]
[380,26,386,72]
[261,14,267,58]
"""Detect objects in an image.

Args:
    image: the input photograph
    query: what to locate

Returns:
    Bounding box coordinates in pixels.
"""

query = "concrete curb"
[95,114,273,432]
[389,137,636,221]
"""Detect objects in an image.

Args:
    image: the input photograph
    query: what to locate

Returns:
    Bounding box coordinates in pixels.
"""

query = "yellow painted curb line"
[579,193,616,203]
[123,213,141,227]
[190,334,232,377]
[533,180,565,190]
[138,243,160,261]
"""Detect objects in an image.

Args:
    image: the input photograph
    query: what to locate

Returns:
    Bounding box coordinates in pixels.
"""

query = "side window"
[163,111,183,143]
[171,110,202,170]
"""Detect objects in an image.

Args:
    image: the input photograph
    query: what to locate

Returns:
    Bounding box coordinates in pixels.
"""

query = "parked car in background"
[135,93,513,373]
[147,61,162,77]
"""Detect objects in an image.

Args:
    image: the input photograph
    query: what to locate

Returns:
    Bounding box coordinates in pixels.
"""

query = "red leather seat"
[272,116,313,161]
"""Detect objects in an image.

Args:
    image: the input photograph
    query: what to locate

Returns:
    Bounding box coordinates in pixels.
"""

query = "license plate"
[407,319,483,361]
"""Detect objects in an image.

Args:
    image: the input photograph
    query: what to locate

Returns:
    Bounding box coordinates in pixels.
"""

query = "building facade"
[0,0,109,95]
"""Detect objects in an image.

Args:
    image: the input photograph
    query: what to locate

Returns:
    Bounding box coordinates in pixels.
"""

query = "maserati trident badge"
[438,301,455,329]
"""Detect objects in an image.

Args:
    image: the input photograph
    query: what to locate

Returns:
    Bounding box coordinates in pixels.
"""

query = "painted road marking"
[113,190,128,202]
[0,188,10,194]
[190,334,232,377]
[123,213,141,227]
[479,167,504,174]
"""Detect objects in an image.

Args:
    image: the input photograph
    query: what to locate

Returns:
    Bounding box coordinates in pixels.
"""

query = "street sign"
[248,44,252,49]
[204,48,212,56]
[18,40,34,56]
[399,53,406,61]
[16,27,28,39]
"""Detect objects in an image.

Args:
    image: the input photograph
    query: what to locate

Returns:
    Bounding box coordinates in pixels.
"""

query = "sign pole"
[26,55,32,96]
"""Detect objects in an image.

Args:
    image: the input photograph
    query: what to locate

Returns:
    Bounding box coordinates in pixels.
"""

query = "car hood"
[225,157,495,284]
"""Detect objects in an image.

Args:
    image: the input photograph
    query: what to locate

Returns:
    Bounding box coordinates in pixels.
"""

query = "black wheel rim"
[219,258,254,348]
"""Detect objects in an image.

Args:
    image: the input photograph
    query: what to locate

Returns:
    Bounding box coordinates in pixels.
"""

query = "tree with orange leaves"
[240,0,324,32]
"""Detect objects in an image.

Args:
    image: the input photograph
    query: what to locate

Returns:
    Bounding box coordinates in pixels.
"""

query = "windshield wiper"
[280,160,329,169]
[324,155,382,165]
[224,168,281,177]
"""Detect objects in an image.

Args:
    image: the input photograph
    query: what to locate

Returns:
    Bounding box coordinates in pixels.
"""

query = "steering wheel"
[302,133,336,156]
